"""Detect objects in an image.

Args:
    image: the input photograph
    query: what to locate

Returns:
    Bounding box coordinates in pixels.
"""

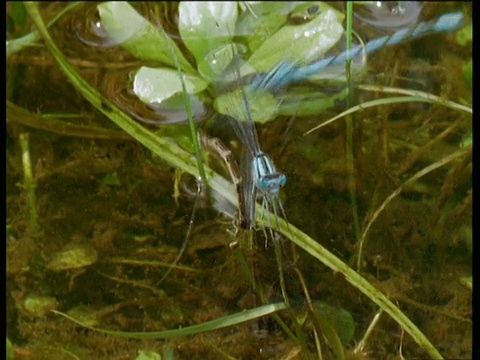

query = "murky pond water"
[7,2,471,359]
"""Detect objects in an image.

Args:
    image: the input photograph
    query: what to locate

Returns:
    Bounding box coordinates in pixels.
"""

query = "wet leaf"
[135,350,162,360]
[278,86,349,116]
[23,296,59,317]
[47,244,98,271]
[178,2,238,73]
[312,302,355,346]
[236,2,293,53]
[214,87,280,124]
[66,306,100,327]
[246,2,344,72]
[98,2,196,75]
[133,66,208,104]
[196,42,237,82]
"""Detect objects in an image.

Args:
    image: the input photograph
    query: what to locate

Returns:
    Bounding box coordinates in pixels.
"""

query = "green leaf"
[456,19,472,47]
[214,87,280,123]
[101,172,121,186]
[312,302,355,346]
[135,350,162,360]
[196,42,237,82]
[7,2,83,58]
[133,66,208,104]
[278,86,349,116]
[178,2,238,71]
[246,2,344,73]
[98,2,196,75]
[463,59,472,89]
[9,2,28,31]
[236,2,293,53]
[6,338,14,360]
[52,303,286,339]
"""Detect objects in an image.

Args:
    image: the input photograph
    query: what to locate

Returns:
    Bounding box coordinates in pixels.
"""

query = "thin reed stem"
[345,2,362,247]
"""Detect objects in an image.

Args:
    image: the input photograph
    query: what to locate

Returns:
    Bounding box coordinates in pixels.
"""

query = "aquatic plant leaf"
[278,86,349,116]
[6,101,131,139]
[135,350,162,360]
[7,2,82,58]
[214,87,280,124]
[52,302,286,339]
[296,301,355,360]
[178,2,238,73]
[456,19,472,46]
[98,2,196,75]
[196,42,238,82]
[47,244,98,271]
[9,2,28,31]
[6,338,14,360]
[101,172,121,186]
[312,302,355,346]
[236,2,293,53]
[246,2,344,73]
[23,296,59,317]
[133,66,208,104]
[463,59,472,88]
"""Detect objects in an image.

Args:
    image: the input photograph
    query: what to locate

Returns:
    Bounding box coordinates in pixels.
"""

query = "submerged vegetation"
[7,2,471,359]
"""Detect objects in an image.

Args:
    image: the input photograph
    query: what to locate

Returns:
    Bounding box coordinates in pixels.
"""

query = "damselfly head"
[257,173,287,197]
[252,152,287,196]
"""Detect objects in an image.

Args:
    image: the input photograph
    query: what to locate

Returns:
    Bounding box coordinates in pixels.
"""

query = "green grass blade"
[7,101,131,140]
[357,84,472,114]
[344,1,362,248]
[263,215,444,359]
[7,2,82,57]
[304,96,448,135]
[51,303,286,339]
[162,26,208,189]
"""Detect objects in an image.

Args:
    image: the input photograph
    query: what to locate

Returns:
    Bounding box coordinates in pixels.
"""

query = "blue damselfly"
[227,56,288,243]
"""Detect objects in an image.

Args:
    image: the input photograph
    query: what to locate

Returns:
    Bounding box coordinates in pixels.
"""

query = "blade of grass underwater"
[7,1,82,58]
[26,3,443,358]
[344,1,362,252]
[161,22,208,191]
[304,96,444,135]
[357,146,471,271]
[51,303,286,339]
[357,84,472,114]
[260,215,444,359]
[7,101,131,140]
